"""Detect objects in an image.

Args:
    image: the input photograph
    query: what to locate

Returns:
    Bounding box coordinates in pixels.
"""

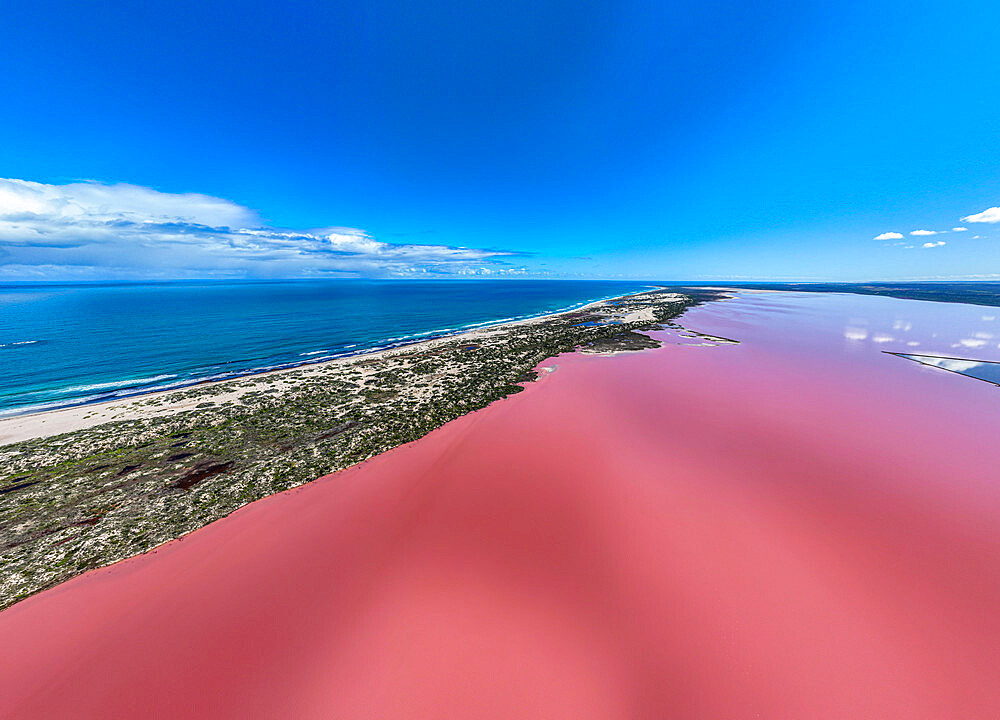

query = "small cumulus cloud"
[922,240,946,248]
[874,231,904,240]
[910,229,938,236]
[0,178,522,280]
[962,207,1000,224]
[952,227,968,232]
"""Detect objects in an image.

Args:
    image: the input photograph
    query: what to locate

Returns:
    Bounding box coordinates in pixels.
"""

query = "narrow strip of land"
[0,288,721,609]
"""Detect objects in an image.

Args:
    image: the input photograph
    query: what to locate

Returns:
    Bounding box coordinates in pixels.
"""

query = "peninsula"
[0,288,721,609]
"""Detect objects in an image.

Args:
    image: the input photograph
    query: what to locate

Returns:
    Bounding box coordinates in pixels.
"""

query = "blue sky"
[1,0,999,281]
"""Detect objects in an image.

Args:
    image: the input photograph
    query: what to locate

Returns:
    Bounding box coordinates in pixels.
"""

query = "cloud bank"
[0,178,523,280]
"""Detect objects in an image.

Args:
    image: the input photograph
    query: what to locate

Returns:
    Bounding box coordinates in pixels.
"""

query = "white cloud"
[0,178,521,280]
[922,240,946,248]
[910,229,938,236]
[874,231,904,240]
[0,178,255,227]
[962,207,1000,224]
[952,227,968,232]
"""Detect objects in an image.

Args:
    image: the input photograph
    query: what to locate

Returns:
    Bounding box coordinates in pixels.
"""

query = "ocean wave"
[0,340,42,348]
[54,374,180,395]
[0,374,224,418]
[0,397,104,418]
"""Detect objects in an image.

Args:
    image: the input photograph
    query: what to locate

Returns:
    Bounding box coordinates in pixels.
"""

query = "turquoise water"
[0,280,650,417]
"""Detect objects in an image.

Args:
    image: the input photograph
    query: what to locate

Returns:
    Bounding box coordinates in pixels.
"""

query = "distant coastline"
[686,281,1000,308]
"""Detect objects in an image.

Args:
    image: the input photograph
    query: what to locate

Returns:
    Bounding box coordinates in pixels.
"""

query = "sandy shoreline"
[0,290,656,446]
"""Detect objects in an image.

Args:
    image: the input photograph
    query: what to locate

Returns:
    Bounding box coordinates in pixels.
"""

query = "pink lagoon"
[2,290,1000,719]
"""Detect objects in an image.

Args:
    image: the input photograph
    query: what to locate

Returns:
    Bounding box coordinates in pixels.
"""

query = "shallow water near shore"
[0,279,649,416]
[2,290,1000,718]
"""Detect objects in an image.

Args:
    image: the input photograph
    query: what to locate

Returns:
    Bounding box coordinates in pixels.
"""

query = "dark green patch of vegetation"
[582,330,662,353]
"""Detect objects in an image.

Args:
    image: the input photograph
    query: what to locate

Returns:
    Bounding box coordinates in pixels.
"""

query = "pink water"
[2,291,1000,718]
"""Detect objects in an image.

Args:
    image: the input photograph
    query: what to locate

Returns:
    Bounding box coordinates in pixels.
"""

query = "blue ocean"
[0,280,651,417]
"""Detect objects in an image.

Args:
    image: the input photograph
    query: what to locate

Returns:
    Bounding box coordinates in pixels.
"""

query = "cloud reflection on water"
[891,354,1000,386]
